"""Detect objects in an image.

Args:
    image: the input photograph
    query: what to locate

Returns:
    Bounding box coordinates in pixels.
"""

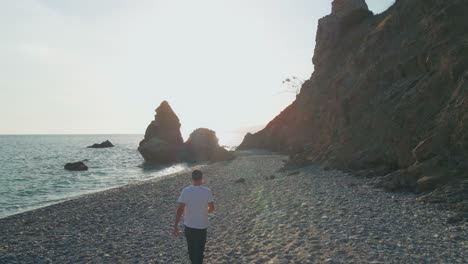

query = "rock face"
[238,0,468,204]
[139,101,234,164]
[332,0,368,17]
[184,128,235,162]
[64,162,88,171]
[313,0,371,68]
[88,140,114,148]
[138,101,184,163]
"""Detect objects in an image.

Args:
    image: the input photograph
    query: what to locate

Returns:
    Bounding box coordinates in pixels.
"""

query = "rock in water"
[139,101,235,163]
[139,137,184,164]
[184,128,235,162]
[138,101,184,163]
[64,162,88,171]
[87,140,114,148]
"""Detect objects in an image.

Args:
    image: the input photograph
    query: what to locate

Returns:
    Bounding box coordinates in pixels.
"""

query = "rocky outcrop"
[64,162,88,171]
[138,101,184,163]
[331,0,368,16]
[239,0,468,209]
[139,101,234,164]
[88,140,114,148]
[184,128,235,162]
[314,0,372,68]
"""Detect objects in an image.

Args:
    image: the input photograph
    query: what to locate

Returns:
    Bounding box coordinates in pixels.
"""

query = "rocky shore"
[0,151,465,263]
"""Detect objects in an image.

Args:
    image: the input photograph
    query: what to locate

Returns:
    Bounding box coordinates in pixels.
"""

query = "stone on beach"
[139,137,184,164]
[234,178,246,183]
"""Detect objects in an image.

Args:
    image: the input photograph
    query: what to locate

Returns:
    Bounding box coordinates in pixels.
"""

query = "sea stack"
[139,101,235,164]
[184,128,235,162]
[138,101,184,163]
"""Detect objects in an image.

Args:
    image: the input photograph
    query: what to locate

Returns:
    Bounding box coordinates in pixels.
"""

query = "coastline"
[0,162,192,220]
[0,151,466,263]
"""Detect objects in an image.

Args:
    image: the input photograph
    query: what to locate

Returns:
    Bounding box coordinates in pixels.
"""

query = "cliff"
[238,0,468,208]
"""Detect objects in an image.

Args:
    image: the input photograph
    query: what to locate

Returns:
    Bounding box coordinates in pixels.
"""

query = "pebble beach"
[0,151,466,263]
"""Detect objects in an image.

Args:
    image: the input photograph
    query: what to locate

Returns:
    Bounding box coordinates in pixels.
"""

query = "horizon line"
[0,133,144,136]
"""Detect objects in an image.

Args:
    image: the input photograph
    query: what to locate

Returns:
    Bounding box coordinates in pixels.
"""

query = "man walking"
[174,170,215,264]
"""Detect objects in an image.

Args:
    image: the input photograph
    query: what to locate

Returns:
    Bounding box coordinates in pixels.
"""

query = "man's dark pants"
[184,226,207,264]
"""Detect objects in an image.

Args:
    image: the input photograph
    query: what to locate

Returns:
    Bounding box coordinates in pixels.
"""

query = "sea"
[0,135,191,219]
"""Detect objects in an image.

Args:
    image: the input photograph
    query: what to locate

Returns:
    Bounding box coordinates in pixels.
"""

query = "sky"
[0,0,395,146]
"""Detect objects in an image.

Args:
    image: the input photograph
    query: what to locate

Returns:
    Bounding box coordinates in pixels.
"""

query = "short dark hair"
[192,170,203,180]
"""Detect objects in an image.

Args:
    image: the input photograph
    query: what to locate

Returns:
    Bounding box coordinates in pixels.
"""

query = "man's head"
[192,170,203,185]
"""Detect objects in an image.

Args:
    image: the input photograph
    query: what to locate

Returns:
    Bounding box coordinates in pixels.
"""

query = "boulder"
[184,128,235,162]
[377,170,418,192]
[234,178,246,184]
[64,162,88,171]
[138,138,182,164]
[87,140,114,148]
[138,101,184,164]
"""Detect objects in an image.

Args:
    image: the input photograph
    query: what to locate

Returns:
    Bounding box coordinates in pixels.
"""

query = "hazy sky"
[0,0,394,145]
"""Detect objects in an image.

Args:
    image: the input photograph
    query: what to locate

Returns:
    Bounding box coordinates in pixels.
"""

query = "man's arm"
[208,202,215,213]
[174,203,185,237]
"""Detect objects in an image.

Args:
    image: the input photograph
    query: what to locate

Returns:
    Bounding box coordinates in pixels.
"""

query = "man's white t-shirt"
[178,185,214,229]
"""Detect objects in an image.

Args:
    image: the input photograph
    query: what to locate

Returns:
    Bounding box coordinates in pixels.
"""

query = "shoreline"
[0,163,194,220]
[0,151,466,263]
